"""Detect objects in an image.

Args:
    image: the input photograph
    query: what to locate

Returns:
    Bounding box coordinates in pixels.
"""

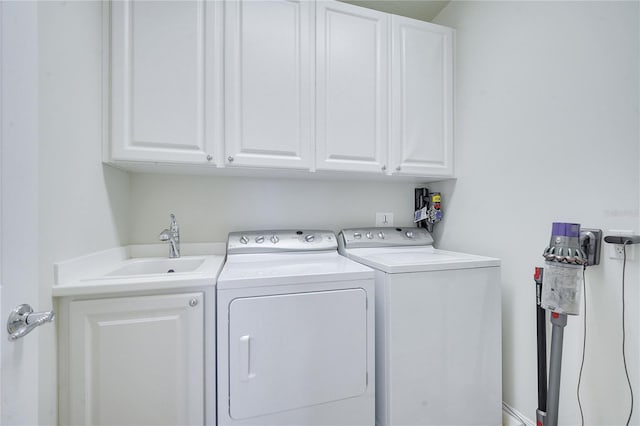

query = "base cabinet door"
[390,16,454,177]
[110,0,222,165]
[315,1,389,173]
[224,0,314,169]
[66,293,204,426]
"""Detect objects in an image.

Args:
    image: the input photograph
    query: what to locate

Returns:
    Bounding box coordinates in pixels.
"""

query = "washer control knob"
[270,235,279,244]
[353,232,362,239]
[378,231,385,239]
[255,235,265,244]
[405,231,414,239]
[304,234,315,242]
[366,232,374,239]
[239,235,249,244]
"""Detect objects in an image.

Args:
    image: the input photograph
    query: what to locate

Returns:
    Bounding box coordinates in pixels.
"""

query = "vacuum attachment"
[541,223,585,315]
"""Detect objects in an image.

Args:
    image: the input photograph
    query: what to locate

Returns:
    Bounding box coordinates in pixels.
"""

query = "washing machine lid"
[218,251,374,289]
[340,246,500,273]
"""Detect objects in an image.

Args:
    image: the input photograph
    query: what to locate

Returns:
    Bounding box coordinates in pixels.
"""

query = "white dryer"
[217,230,375,426]
[338,227,502,426]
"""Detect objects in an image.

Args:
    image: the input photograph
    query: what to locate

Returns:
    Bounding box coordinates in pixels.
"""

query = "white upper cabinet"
[110,0,222,165]
[224,0,314,170]
[390,16,454,177]
[315,1,389,173]
[107,0,454,178]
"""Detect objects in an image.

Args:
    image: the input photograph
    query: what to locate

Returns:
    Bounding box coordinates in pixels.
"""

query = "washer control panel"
[228,230,337,254]
[338,227,434,249]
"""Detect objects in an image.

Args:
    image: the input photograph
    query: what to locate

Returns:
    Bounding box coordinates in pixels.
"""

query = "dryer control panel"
[338,227,434,249]
[228,230,337,254]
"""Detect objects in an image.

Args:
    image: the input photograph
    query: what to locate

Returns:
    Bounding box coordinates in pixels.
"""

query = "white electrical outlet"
[375,212,394,227]
[607,229,635,260]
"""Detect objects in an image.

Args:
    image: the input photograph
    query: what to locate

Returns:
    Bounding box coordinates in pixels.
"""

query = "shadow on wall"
[102,164,131,247]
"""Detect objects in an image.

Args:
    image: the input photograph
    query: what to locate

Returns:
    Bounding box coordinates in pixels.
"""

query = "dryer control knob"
[304,234,315,242]
[405,231,414,238]
[378,231,385,239]
[353,232,362,239]
[270,235,279,244]
[366,232,374,239]
[255,235,265,244]
[239,235,249,244]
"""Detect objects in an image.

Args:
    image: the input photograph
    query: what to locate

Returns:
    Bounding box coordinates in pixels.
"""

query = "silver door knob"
[7,304,54,341]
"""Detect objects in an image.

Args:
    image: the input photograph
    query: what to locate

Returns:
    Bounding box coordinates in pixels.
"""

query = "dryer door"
[228,288,368,419]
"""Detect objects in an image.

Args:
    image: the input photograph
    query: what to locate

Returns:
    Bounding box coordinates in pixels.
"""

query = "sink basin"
[104,257,206,277]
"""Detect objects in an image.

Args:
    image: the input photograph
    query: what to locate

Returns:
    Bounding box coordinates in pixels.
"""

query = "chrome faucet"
[159,213,180,258]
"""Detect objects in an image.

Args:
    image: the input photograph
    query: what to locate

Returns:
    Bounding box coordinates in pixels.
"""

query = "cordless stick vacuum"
[536,223,589,426]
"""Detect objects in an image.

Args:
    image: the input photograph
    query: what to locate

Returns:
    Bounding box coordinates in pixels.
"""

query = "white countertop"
[53,243,226,297]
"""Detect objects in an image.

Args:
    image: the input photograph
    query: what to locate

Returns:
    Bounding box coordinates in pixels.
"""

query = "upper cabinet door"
[316,1,389,173]
[390,16,454,177]
[225,0,314,170]
[111,1,222,165]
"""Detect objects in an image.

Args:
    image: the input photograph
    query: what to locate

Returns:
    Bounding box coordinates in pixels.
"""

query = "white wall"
[38,2,130,424]
[129,173,417,244]
[432,1,639,424]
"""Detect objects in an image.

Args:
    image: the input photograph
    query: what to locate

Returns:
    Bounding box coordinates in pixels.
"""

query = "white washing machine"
[217,230,375,426]
[338,227,502,426]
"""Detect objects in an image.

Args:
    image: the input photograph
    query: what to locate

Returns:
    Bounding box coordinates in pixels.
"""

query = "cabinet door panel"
[391,16,453,176]
[316,1,388,172]
[111,1,220,164]
[225,0,313,169]
[68,293,204,426]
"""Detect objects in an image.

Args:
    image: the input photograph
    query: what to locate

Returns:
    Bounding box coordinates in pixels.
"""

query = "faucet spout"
[159,214,181,258]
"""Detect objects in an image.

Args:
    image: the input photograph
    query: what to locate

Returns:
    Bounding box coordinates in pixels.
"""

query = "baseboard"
[502,402,536,426]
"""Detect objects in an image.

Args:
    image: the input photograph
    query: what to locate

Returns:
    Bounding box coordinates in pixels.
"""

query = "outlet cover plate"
[607,229,635,260]
[376,212,394,227]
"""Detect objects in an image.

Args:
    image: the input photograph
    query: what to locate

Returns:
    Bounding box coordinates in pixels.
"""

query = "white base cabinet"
[62,292,205,426]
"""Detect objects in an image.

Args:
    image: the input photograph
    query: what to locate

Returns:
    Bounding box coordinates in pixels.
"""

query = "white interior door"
[0,2,45,424]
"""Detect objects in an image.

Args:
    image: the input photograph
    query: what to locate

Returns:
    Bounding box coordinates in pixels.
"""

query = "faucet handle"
[169,213,179,233]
